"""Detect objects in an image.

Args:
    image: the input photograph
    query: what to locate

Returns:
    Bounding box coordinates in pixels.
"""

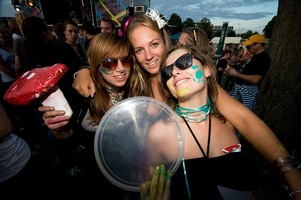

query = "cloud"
[149,0,278,33]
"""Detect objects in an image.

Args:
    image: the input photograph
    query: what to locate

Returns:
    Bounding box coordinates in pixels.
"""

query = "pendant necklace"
[106,85,123,105]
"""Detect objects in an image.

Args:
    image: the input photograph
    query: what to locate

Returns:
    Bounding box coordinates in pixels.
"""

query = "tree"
[263,16,277,38]
[196,17,214,39]
[167,13,182,34]
[255,0,301,158]
[252,2,301,199]
[182,18,195,29]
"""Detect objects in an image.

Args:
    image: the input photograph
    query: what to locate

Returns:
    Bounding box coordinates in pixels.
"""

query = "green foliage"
[168,13,182,34]
[263,16,276,38]
[182,18,195,28]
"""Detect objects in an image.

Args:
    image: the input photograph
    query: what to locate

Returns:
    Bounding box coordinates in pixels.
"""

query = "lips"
[175,78,189,86]
[114,74,127,82]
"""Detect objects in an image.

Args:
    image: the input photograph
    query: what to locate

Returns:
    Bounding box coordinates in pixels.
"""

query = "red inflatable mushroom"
[4,63,73,117]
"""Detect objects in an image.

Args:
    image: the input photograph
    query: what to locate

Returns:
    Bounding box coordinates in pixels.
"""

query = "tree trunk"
[255,0,301,157]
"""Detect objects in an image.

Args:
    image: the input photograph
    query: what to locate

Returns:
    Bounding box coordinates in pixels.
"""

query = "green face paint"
[101,68,109,75]
[192,64,204,83]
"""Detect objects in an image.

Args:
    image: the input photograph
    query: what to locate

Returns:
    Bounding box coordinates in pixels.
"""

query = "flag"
[214,22,229,59]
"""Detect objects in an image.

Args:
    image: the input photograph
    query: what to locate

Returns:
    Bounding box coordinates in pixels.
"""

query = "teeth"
[176,79,186,86]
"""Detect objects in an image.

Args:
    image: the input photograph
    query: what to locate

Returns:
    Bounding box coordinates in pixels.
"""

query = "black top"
[236,51,271,85]
[170,152,259,200]
[56,42,88,127]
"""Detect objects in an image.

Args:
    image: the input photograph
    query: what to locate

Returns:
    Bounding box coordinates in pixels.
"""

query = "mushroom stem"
[40,85,73,117]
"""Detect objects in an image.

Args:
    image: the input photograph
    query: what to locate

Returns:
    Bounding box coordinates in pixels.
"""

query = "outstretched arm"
[217,85,301,199]
[72,67,96,98]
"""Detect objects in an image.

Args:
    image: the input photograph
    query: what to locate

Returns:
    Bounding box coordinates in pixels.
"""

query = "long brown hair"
[162,45,226,121]
[87,32,133,124]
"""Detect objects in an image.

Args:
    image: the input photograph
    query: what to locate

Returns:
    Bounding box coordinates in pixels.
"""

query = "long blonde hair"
[125,13,171,100]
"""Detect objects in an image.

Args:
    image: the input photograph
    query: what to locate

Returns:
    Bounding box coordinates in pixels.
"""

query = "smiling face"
[98,56,132,89]
[165,49,210,101]
[129,26,166,76]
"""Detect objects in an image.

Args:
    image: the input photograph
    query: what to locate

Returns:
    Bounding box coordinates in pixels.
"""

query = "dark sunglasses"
[161,52,204,82]
[246,43,257,50]
[98,56,133,71]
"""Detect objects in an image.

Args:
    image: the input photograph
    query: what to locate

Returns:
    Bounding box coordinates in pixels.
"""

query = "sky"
[150,0,278,34]
[0,0,278,34]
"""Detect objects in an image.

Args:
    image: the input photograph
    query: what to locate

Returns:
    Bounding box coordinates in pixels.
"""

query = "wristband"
[74,66,91,79]
[234,71,237,76]
[79,65,90,71]
[289,189,301,198]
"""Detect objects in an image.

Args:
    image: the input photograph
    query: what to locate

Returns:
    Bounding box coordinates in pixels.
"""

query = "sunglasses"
[246,43,257,50]
[98,56,133,71]
[161,52,204,82]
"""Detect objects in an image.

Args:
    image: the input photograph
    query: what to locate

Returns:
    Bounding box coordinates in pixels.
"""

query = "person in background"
[72,10,301,199]
[39,32,136,199]
[226,34,271,111]
[7,18,22,40]
[0,103,31,198]
[0,25,19,123]
[100,17,116,33]
[216,49,232,85]
[15,11,31,36]
[51,22,65,46]
[14,16,57,75]
[178,26,210,48]
[177,26,215,64]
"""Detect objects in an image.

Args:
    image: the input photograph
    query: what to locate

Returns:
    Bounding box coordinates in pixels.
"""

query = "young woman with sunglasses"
[72,10,301,200]
[141,45,259,200]
[38,32,136,198]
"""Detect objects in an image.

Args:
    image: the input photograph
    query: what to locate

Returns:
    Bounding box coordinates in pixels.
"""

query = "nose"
[172,66,181,77]
[145,49,154,60]
[116,60,125,73]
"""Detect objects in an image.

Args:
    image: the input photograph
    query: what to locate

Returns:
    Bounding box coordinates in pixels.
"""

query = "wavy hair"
[162,45,226,122]
[125,13,172,100]
[87,32,133,124]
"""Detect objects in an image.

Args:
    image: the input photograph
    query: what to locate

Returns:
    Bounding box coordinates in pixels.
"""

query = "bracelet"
[79,65,90,71]
[73,72,78,79]
[74,66,91,79]
[273,157,301,173]
[234,71,237,76]
[289,189,301,198]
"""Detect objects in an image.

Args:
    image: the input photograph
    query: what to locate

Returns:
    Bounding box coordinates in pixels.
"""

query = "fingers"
[150,166,160,200]
[38,105,54,112]
[41,109,70,130]
[157,165,166,199]
[141,181,151,200]
[162,171,172,200]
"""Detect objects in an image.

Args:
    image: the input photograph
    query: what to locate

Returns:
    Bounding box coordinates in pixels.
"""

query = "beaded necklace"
[176,98,211,123]
[106,85,123,105]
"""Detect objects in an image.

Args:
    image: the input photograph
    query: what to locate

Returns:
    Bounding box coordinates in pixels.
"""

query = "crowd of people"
[1,8,301,200]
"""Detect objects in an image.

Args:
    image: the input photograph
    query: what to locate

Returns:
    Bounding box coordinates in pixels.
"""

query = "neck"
[176,98,211,123]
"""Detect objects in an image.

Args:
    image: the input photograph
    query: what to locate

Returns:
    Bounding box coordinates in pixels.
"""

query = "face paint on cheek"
[101,68,109,75]
[192,65,205,83]
[167,84,177,98]
[177,87,190,96]
[167,83,190,98]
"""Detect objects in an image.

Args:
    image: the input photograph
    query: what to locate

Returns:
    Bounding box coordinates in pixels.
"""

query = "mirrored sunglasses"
[99,56,133,71]
[161,52,204,82]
